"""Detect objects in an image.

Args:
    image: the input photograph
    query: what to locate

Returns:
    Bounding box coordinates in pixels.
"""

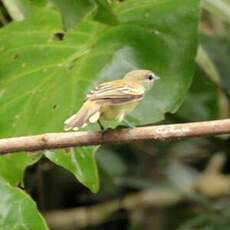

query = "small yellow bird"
[64,69,159,131]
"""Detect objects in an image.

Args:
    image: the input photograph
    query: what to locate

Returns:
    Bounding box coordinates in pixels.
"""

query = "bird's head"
[124,69,160,91]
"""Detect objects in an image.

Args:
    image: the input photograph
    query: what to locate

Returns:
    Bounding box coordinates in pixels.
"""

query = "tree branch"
[44,189,182,230]
[0,119,230,154]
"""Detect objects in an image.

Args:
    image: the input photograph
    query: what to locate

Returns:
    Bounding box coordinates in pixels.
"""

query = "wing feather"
[87,80,144,104]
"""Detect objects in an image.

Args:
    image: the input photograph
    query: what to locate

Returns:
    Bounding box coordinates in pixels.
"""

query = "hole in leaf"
[52,104,58,109]
[53,32,65,41]
[12,53,19,59]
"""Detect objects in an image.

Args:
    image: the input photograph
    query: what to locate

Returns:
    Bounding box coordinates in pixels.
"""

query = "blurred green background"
[0,0,229,229]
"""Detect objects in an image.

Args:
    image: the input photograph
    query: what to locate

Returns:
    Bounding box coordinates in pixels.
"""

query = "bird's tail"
[64,100,101,131]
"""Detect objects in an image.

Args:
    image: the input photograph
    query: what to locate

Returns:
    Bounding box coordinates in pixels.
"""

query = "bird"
[64,69,160,131]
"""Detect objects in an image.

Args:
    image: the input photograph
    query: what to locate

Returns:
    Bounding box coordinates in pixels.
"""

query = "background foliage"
[0,0,229,229]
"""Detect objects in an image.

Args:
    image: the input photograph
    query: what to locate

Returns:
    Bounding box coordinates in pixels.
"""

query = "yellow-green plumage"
[101,100,140,122]
[64,69,159,131]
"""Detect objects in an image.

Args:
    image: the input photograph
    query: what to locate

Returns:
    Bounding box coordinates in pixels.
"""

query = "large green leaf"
[0,179,48,229]
[45,146,99,193]
[114,0,200,122]
[0,152,41,186]
[0,0,200,191]
[0,1,200,136]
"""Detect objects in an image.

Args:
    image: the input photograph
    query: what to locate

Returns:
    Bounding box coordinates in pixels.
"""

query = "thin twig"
[44,189,182,230]
[0,119,230,154]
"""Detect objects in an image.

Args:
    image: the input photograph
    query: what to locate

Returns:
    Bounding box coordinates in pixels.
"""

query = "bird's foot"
[123,119,135,129]
[97,120,105,132]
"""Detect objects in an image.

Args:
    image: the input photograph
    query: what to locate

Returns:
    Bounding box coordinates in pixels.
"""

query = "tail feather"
[64,101,101,131]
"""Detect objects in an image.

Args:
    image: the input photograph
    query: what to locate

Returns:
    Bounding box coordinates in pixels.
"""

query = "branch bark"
[0,119,230,154]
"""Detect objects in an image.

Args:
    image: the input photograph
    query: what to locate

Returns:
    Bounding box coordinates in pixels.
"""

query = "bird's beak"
[154,75,160,80]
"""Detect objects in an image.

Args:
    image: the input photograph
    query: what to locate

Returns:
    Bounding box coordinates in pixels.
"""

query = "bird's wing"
[87,80,144,104]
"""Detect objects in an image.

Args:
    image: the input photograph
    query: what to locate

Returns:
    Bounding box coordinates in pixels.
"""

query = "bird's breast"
[100,101,139,122]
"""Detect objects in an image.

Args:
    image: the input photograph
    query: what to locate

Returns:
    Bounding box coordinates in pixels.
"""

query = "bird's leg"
[97,120,105,131]
[123,119,135,129]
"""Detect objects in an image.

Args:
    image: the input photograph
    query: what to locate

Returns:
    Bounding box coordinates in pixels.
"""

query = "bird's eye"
[148,74,153,80]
